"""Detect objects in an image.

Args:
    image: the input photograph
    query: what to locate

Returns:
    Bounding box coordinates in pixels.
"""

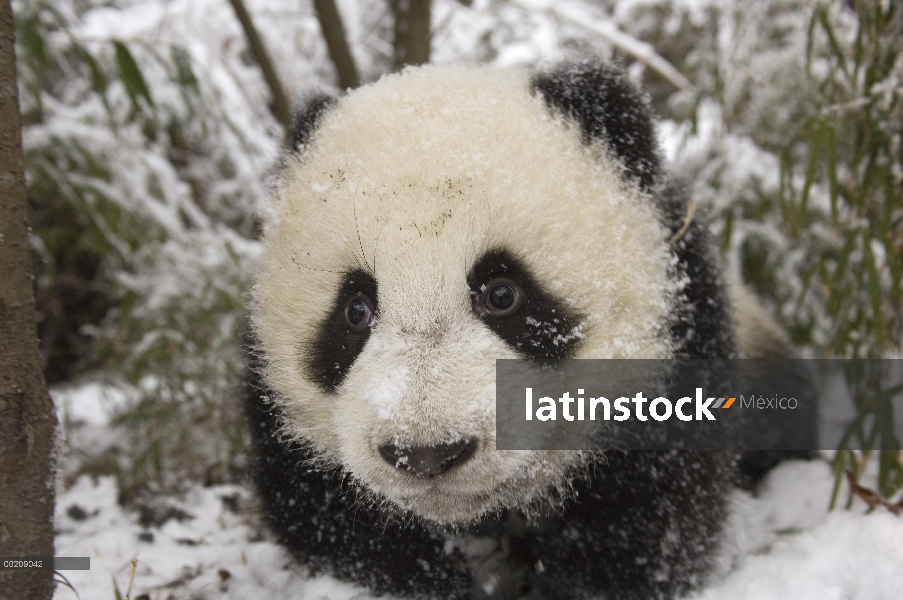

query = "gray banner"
[495,359,903,451]
[55,557,90,570]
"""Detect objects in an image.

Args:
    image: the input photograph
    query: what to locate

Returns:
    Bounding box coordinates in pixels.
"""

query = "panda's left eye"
[345,295,374,330]
[478,278,521,317]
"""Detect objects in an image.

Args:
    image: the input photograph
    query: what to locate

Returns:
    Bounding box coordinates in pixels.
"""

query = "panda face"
[252,66,677,524]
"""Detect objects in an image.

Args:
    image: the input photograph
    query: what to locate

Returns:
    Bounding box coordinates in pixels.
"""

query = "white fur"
[730,284,796,359]
[252,65,677,524]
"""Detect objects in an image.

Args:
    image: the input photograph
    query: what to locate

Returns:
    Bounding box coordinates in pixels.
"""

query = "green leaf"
[778,146,792,220]
[170,45,199,90]
[817,5,850,83]
[17,13,48,71]
[862,230,885,352]
[113,41,154,112]
[798,119,823,232]
[829,450,850,510]
[823,121,838,224]
[805,5,818,76]
[76,45,108,96]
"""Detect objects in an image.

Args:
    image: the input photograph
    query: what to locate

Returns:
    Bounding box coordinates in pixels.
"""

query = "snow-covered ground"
[52,384,903,600]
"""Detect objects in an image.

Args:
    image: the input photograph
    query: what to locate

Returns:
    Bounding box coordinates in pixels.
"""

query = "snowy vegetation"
[14,0,902,503]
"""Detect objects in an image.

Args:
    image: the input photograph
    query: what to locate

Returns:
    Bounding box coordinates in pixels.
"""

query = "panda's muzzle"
[378,439,477,477]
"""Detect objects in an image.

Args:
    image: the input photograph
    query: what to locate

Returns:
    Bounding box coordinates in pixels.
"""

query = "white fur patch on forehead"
[253,65,676,460]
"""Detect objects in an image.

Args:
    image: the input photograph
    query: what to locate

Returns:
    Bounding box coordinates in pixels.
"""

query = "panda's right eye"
[467,249,583,360]
[478,278,522,317]
[345,295,374,331]
[488,283,516,310]
[306,270,377,392]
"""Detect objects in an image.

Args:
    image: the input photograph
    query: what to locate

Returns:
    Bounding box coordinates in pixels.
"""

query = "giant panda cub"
[247,62,764,600]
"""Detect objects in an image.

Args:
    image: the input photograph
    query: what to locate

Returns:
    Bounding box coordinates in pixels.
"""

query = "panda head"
[252,63,699,525]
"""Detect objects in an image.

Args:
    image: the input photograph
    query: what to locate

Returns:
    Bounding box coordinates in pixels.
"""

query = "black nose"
[378,440,476,477]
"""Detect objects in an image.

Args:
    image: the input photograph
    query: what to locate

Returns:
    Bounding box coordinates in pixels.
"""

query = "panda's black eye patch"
[467,249,583,359]
[304,270,378,392]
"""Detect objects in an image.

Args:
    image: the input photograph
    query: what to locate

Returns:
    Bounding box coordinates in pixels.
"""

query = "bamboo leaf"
[818,5,850,82]
[778,146,792,221]
[113,41,154,111]
[824,120,839,224]
[799,119,823,230]
[805,5,818,76]
[75,45,108,98]
[170,45,198,90]
[17,13,48,71]
[862,230,885,351]
[878,448,902,499]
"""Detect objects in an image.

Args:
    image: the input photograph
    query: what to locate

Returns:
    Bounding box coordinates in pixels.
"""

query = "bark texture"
[392,0,431,69]
[227,0,292,129]
[0,0,58,598]
[313,0,360,90]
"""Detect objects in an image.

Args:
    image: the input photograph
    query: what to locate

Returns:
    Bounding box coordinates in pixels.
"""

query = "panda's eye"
[479,278,521,316]
[489,284,515,309]
[345,295,374,330]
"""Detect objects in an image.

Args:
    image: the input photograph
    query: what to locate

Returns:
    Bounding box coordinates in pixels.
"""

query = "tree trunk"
[0,0,58,598]
[313,0,360,90]
[404,0,430,66]
[392,0,431,70]
[227,0,293,130]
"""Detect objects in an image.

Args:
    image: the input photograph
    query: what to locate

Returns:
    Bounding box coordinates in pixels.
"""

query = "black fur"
[467,249,584,360]
[244,359,472,599]
[532,63,662,192]
[660,182,736,359]
[305,269,377,392]
[246,364,734,599]
[531,451,733,600]
[533,64,733,359]
[289,94,336,153]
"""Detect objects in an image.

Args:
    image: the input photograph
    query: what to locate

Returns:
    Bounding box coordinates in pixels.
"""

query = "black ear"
[288,93,337,153]
[532,62,662,192]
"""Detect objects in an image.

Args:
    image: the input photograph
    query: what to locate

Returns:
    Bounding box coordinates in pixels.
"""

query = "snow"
[52,459,903,600]
[55,382,130,427]
[52,387,903,600]
[541,1,696,92]
[702,461,903,600]
[700,510,903,600]
[365,365,410,420]
[53,476,368,600]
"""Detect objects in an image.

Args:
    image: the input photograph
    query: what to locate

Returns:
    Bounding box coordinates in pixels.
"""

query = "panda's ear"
[532,62,662,192]
[288,93,337,153]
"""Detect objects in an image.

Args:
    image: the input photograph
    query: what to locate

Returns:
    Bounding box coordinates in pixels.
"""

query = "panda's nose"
[378,440,476,477]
